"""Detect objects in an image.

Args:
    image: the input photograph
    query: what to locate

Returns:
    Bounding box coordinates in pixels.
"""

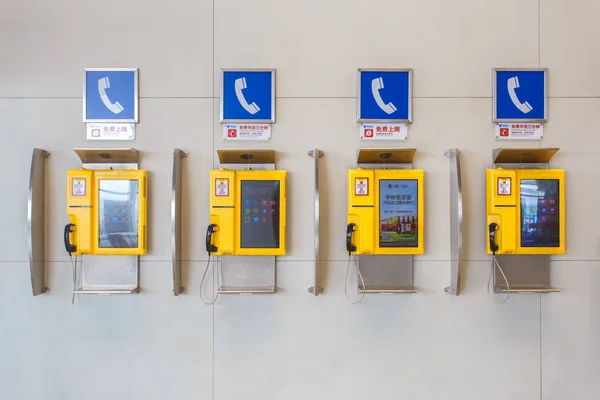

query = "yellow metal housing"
[209,170,287,256]
[486,168,565,255]
[347,169,425,255]
[66,169,147,256]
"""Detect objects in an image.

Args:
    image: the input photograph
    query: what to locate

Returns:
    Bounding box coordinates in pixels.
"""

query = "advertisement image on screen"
[379,179,418,248]
[98,180,139,248]
[520,179,560,248]
[241,180,280,249]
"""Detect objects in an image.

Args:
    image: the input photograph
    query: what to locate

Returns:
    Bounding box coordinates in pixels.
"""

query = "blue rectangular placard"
[493,68,547,122]
[221,69,275,123]
[83,68,138,123]
[358,69,412,123]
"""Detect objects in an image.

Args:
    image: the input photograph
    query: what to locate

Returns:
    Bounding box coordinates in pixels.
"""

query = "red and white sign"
[355,178,369,196]
[497,178,511,195]
[86,123,136,140]
[360,123,407,140]
[215,178,229,196]
[223,124,271,141]
[495,123,543,140]
[72,178,86,196]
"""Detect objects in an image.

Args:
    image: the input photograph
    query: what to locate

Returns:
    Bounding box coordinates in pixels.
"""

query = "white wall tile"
[214,0,539,98]
[0,0,213,98]
[542,261,600,400]
[541,0,600,97]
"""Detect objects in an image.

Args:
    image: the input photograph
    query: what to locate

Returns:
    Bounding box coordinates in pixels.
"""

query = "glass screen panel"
[520,179,560,247]
[241,180,280,249]
[99,180,139,248]
[379,179,419,248]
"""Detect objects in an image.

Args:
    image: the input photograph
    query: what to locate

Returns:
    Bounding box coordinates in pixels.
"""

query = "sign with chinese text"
[361,123,407,140]
[223,123,271,141]
[495,123,543,140]
[86,123,136,140]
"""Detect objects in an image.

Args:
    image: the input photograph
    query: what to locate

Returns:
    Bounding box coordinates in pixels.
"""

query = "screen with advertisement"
[98,180,139,248]
[241,180,280,248]
[520,179,560,247]
[379,179,418,248]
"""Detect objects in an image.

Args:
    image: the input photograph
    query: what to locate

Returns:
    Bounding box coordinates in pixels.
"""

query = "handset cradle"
[64,223,76,256]
[346,223,357,255]
[206,224,218,254]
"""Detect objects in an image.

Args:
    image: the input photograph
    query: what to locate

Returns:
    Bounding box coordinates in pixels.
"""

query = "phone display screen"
[240,180,280,249]
[520,179,560,247]
[98,180,139,249]
[379,179,419,248]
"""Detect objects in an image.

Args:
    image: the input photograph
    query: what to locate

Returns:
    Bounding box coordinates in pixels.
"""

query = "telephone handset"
[371,77,397,115]
[488,223,499,254]
[507,76,533,114]
[234,77,261,115]
[346,223,356,255]
[98,77,124,115]
[205,224,218,254]
[64,223,76,256]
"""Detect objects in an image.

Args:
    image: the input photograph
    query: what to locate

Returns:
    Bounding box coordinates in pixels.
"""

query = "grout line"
[3,95,600,100]
[538,0,542,68]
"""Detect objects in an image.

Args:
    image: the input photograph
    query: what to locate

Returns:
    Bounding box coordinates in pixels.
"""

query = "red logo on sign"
[364,129,374,138]
[227,128,237,138]
[91,129,100,137]
[499,128,509,137]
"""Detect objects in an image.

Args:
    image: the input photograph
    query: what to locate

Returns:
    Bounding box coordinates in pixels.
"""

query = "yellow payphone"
[485,148,564,301]
[65,169,147,256]
[486,168,565,255]
[343,148,424,304]
[346,169,424,255]
[207,170,287,257]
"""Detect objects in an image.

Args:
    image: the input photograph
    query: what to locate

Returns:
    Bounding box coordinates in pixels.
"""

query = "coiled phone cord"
[487,255,510,304]
[70,255,78,305]
[199,255,219,305]
[344,255,366,305]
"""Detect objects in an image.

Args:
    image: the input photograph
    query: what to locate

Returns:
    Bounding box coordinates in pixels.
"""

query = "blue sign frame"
[220,69,276,123]
[83,68,139,123]
[493,68,548,123]
[357,69,412,123]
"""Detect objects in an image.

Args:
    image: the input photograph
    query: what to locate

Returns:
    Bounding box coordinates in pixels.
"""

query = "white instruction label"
[215,178,229,196]
[355,178,369,196]
[72,178,86,196]
[497,178,511,195]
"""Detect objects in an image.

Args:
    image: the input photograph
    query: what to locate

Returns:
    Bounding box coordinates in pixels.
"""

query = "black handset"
[488,223,499,254]
[205,224,218,254]
[64,223,76,256]
[346,223,356,255]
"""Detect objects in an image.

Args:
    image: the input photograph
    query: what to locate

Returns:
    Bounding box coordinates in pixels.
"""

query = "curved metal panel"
[308,149,324,295]
[172,149,187,296]
[445,149,463,295]
[28,148,50,296]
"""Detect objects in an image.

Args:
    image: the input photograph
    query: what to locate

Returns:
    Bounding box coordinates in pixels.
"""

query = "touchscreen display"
[98,180,139,248]
[379,179,419,248]
[241,180,280,248]
[520,179,560,247]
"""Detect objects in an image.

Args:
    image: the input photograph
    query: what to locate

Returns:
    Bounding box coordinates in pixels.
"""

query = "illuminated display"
[240,180,280,249]
[379,179,419,248]
[99,180,139,248]
[520,179,560,248]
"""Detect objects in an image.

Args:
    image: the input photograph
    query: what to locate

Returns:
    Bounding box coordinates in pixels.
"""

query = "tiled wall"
[1,0,599,399]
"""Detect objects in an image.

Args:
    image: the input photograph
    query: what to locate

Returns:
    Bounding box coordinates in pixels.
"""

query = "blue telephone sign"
[83,68,138,123]
[221,69,275,123]
[493,68,547,122]
[357,69,412,123]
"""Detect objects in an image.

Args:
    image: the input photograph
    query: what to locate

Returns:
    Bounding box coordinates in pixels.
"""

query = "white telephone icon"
[234,77,260,115]
[371,77,397,115]
[97,77,124,114]
[507,76,533,114]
